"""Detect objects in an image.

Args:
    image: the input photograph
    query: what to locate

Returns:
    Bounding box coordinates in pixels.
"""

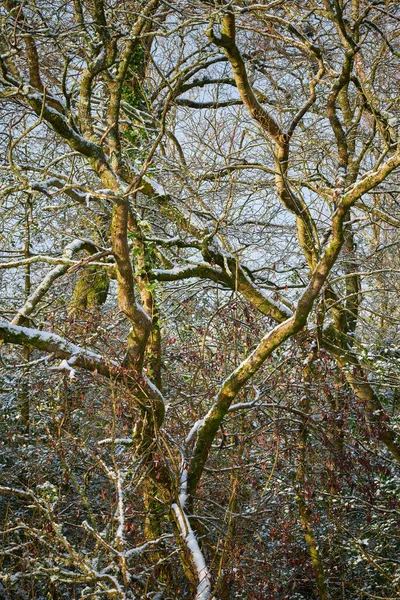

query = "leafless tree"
[0,1,399,598]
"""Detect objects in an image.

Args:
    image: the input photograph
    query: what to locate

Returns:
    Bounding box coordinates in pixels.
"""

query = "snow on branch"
[50,359,77,380]
[0,322,115,377]
[10,239,101,326]
[171,502,213,600]
[185,419,205,445]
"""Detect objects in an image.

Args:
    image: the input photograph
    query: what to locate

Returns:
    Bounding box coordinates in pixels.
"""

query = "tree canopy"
[0,1,400,598]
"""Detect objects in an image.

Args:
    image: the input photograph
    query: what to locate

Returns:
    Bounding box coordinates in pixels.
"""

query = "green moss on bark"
[69,266,110,314]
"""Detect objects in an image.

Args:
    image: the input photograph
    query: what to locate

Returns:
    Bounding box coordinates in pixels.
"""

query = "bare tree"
[0,1,399,598]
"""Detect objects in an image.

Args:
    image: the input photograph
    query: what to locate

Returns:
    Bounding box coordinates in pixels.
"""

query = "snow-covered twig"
[185,419,205,445]
[97,438,133,446]
[50,359,77,380]
[11,239,100,327]
[115,469,125,548]
[0,322,118,378]
[171,502,213,600]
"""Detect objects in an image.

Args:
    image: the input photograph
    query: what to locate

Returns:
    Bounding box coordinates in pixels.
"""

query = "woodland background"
[0,0,399,598]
